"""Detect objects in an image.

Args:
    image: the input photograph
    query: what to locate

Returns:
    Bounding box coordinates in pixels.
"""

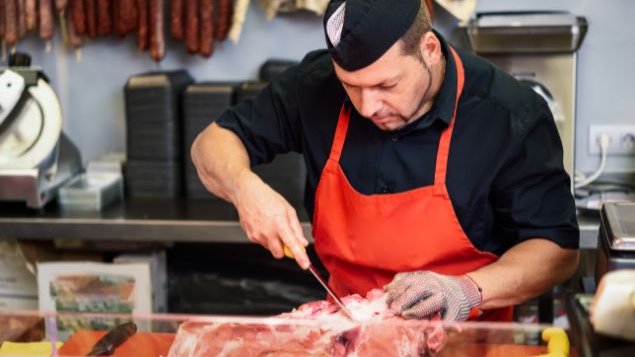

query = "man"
[191,0,579,321]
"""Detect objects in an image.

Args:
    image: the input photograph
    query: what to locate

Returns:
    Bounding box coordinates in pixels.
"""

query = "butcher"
[191,0,580,321]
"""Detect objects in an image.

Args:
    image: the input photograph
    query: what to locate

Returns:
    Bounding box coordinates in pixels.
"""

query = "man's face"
[333,40,432,132]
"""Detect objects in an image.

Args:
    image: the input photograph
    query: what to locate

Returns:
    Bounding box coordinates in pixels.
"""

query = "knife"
[283,246,356,321]
[86,322,137,356]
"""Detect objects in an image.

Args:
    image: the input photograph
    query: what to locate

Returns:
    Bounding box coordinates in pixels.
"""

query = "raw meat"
[168,289,446,357]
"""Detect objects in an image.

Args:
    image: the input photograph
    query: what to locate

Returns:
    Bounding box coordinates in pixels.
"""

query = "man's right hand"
[234,169,311,269]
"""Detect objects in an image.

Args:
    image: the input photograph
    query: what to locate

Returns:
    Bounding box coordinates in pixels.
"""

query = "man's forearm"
[467,239,579,310]
[191,122,254,204]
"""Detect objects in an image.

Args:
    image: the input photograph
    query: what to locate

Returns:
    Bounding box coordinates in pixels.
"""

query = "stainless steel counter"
[0,198,311,243]
[0,198,600,248]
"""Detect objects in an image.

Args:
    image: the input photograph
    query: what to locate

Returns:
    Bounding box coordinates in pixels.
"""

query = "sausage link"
[55,0,68,12]
[169,0,182,40]
[66,6,82,48]
[148,0,164,61]
[25,0,36,30]
[214,0,231,41]
[4,0,18,46]
[38,0,55,40]
[135,0,147,50]
[96,0,111,35]
[83,0,96,38]
[70,0,85,35]
[17,0,26,38]
[0,1,5,40]
[199,0,213,57]
[115,0,137,37]
[184,0,198,54]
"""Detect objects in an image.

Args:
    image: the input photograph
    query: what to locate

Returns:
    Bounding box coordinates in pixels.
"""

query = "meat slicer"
[0,54,82,208]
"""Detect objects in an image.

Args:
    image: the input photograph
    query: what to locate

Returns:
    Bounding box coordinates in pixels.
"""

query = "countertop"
[0,198,310,243]
[0,198,600,248]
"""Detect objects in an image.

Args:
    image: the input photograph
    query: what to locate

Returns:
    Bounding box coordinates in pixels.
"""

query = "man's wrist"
[460,274,483,318]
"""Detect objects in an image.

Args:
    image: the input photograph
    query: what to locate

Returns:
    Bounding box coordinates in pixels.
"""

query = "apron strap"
[328,104,352,162]
[434,46,465,186]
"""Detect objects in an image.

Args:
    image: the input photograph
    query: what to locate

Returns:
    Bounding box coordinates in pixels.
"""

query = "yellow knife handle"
[283,246,294,259]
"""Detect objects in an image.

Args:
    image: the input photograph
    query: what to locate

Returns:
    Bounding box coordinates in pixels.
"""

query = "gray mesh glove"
[384,271,482,321]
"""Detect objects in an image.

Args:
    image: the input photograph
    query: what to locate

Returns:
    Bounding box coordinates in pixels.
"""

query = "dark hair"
[400,2,432,59]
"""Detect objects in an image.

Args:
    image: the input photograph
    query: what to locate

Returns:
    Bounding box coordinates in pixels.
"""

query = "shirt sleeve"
[215,65,304,166]
[491,98,580,249]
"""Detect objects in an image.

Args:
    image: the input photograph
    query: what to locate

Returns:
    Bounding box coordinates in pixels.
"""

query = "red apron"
[312,47,512,321]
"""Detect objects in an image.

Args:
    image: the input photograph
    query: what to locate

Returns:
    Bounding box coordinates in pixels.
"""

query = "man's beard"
[401,60,433,125]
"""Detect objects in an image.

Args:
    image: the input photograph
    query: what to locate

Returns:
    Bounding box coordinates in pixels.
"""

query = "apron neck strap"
[434,46,465,186]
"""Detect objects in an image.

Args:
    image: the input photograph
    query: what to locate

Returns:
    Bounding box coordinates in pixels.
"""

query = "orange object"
[312,47,513,321]
[58,330,175,357]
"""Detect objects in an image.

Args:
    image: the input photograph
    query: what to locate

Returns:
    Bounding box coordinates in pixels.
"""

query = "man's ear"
[419,32,442,65]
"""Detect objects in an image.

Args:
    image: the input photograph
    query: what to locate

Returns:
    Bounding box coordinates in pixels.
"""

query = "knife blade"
[283,246,356,321]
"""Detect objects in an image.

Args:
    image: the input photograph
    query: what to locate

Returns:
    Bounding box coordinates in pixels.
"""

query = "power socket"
[588,125,635,155]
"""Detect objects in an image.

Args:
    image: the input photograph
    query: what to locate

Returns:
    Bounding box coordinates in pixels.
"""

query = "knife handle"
[283,246,294,259]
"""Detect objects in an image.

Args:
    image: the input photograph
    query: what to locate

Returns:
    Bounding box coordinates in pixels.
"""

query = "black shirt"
[215,34,580,256]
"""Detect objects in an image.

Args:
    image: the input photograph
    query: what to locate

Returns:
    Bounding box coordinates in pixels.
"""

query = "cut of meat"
[167,289,446,357]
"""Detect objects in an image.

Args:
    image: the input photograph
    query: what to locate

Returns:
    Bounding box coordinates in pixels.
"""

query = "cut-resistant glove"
[384,271,482,321]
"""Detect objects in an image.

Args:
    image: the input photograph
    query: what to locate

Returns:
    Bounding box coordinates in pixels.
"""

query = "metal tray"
[463,11,588,54]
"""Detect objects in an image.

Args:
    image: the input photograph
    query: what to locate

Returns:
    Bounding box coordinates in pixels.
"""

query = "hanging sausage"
[148,0,163,61]
[0,2,5,48]
[184,0,198,54]
[115,0,137,37]
[66,3,83,52]
[17,0,26,38]
[25,0,36,30]
[198,0,213,57]
[4,0,18,47]
[169,0,182,40]
[135,0,148,51]
[97,0,111,35]
[70,0,85,36]
[38,0,55,40]
[214,0,232,41]
[83,0,96,38]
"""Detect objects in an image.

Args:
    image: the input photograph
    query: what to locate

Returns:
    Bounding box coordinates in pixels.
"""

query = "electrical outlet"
[588,125,635,155]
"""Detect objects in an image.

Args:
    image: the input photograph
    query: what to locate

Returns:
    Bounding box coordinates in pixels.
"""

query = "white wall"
[8,0,635,176]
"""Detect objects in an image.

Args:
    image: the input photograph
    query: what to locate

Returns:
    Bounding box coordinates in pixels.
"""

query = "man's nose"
[359,88,381,118]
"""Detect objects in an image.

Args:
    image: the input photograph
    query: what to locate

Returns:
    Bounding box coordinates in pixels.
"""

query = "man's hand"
[234,169,310,269]
[384,271,481,321]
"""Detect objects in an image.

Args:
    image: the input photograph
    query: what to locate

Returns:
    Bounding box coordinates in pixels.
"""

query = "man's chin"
[373,119,406,132]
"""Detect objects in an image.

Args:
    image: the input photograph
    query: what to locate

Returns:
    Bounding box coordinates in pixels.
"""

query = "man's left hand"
[384,271,481,321]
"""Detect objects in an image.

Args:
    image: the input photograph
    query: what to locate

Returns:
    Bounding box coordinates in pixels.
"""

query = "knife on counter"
[283,246,356,321]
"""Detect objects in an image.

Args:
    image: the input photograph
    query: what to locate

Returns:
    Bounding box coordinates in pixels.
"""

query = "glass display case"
[0,309,572,357]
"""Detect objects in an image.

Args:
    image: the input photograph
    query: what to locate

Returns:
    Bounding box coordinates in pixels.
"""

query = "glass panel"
[0,309,570,357]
